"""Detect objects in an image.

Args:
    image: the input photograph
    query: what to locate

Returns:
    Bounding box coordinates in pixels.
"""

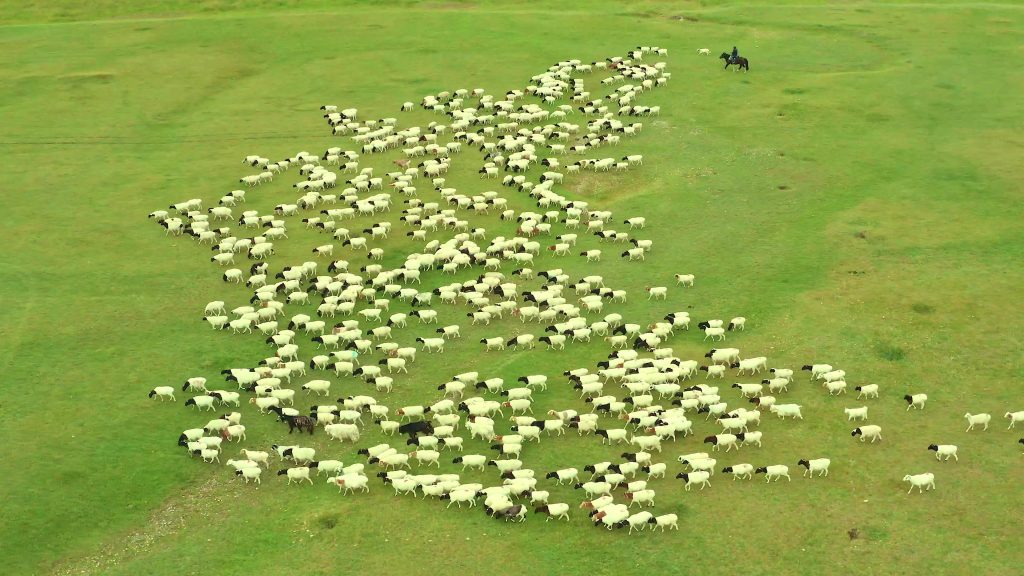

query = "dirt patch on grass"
[51,476,232,576]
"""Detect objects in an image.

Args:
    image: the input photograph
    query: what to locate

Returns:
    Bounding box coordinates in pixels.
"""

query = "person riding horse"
[730,46,739,63]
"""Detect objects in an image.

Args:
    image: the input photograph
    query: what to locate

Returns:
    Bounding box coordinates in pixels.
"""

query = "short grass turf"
[1,1,1023,575]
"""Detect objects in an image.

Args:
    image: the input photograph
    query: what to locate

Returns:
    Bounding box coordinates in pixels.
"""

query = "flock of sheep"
[148,45,1023,530]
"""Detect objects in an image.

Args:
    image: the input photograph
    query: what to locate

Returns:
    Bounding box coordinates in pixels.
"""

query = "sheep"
[148,386,176,401]
[301,380,332,396]
[645,286,666,299]
[444,489,478,508]
[184,395,217,411]
[534,503,571,522]
[905,393,928,410]
[235,467,263,484]
[676,471,711,491]
[801,364,833,379]
[452,454,487,471]
[1006,411,1024,429]
[704,433,739,452]
[736,431,762,448]
[700,365,726,379]
[903,472,935,494]
[334,473,370,494]
[409,450,441,467]
[277,467,313,485]
[574,481,613,497]
[964,413,991,431]
[798,458,831,477]
[928,444,958,461]
[856,384,879,399]
[721,463,754,480]
[851,425,883,443]
[727,317,746,331]
[624,489,656,508]
[648,513,679,531]
[769,404,803,419]
[482,337,506,351]
[703,327,726,341]
[732,383,763,398]
[240,449,269,467]
[756,465,791,482]
[826,380,848,396]
[733,357,767,375]
[844,406,869,421]
[415,337,445,353]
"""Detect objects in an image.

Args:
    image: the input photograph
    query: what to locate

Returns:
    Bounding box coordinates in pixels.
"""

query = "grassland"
[1,2,1022,575]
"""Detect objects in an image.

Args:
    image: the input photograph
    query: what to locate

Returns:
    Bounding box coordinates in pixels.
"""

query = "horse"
[719,53,749,71]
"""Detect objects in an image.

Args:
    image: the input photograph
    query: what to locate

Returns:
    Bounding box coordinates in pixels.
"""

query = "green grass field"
[2,2,1023,575]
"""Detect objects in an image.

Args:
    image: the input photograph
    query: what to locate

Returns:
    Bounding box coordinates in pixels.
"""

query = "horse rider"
[731,46,739,62]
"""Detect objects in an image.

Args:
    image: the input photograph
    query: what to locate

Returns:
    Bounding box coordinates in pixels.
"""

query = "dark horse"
[719,53,749,71]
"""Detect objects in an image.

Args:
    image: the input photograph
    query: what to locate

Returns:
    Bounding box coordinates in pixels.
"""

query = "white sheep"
[844,406,869,421]
[677,471,711,491]
[649,513,678,531]
[856,384,879,399]
[903,472,935,494]
[927,444,958,461]
[722,463,754,480]
[645,286,666,299]
[148,386,175,401]
[1006,411,1024,429]
[798,458,831,477]
[964,413,991,431]
[852,425,882,443]
[904,393,928,410]
[756,464,790,482]
[235,466,263,483]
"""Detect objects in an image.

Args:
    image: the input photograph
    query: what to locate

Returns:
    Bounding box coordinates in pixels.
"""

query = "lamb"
[534,503,571,522]
[1006,411,1024,429]
[797,458,831,477]
[927,444,958,461]
[755,464,791,482]
[905,393,928,410]
[903,472,935,494]
[676,471,711,491]
[964,413,991,431]
[148,386,176,401]
[851,425,883,443]
[844,406,869,421]
[277,467,313,485]
[855,384,879,399]
[721,463,754,480]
